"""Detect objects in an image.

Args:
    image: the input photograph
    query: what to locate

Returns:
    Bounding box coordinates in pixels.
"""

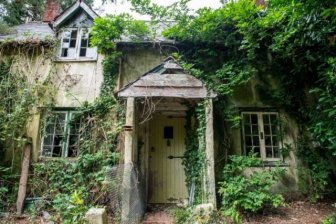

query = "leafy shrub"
[218,155,285,223]
[27,150,119,223]
[52,191,87,224]
[171,207,227,224]
[297,135,334,202]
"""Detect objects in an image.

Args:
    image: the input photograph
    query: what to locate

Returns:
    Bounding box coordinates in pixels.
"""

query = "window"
[241,111,281,160]
[59,28,97,60]
[41,111,83,158]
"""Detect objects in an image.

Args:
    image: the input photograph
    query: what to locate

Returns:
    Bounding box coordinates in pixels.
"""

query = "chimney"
[43,0,61,23]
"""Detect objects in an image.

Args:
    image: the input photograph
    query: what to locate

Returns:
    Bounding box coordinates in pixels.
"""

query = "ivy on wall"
[129,0,336,202]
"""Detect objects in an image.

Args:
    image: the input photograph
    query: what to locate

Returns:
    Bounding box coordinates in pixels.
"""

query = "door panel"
[148,115,188,203]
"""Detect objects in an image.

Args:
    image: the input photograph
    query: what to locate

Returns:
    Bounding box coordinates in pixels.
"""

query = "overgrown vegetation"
[183,103,206,205]
[1,0,336,222]
[129,0,336,202]
[219,155,285,223]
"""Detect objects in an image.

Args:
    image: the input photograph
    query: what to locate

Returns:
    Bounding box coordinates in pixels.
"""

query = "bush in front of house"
[218,154,286,223]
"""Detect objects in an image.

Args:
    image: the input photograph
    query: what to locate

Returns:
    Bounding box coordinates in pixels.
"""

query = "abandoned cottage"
[0,0,301,222]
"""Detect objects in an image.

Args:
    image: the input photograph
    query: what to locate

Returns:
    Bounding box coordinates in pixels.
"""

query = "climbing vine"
[130,0,336,202]
[183,102,206,205]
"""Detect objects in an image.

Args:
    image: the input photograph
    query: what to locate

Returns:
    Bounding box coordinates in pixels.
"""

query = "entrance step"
[142,204,174,224]
[142,211,173,224]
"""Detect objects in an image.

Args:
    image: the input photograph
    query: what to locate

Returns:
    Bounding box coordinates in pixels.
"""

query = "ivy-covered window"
[41,111,83,158]
[241,111,280,161]
[60,28,97,60]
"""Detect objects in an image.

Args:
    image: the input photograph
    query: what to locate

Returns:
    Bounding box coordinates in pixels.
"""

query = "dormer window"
[59,28,97,60]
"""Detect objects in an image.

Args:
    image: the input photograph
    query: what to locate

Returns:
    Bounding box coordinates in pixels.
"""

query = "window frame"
[59,28,97,60]
[241,111,282,161]
[41,110,83,158]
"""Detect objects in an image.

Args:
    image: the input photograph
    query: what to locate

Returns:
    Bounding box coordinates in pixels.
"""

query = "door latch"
[167,155,185,159]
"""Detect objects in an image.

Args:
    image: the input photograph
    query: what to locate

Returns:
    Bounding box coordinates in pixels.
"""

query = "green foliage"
[322,207,336,224]
[131,0,336,202]
[218,155,285,223]
[91,14,149,53]
[170,207,227,224]
[28,150,119,222]
[183,102,206,204]
[309,57,336,155]
[0,166,18,211]
[297,134,334,202]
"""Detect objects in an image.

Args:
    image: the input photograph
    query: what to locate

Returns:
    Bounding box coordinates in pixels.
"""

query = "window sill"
[54,57,98,62]
[255,160,289,167]
[39,156,77,162]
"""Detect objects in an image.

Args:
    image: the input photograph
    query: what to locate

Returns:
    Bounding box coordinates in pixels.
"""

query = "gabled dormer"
[53,0,98,61]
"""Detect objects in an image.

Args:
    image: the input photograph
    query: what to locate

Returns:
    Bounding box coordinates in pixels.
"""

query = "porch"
[117,57,216,223]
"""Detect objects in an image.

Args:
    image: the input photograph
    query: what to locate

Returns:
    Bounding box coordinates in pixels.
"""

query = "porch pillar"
[205,99,217,208]
[124,97,135,163]
[122,97,135,223]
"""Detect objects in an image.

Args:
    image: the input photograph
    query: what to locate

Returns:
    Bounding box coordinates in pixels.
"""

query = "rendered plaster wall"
[224,76,300,193]
[118,46,170,89]
[3,49,104,162]
[53,55,104,107]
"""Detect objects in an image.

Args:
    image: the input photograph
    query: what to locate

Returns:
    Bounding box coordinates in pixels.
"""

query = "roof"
[120,21,174,43]
[0,22,55,43]
[117,57,217,99]
[53,0,98,28]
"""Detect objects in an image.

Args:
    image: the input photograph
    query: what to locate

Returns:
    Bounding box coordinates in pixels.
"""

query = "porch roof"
[117,57,217,99]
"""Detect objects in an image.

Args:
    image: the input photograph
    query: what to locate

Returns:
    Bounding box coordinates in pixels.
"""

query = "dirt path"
[243,201,335,224]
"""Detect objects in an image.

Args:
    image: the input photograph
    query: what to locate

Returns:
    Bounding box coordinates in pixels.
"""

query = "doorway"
[148,114,188,204]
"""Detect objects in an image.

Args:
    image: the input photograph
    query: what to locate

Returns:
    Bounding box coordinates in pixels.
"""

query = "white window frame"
[41,111,82,158]
[59,28,97,60]
[241,111,281,161]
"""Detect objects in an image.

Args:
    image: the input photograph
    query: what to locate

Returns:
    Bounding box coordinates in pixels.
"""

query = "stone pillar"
[124,97,135,163]
[122,97,135,223]
[205,99,217,208]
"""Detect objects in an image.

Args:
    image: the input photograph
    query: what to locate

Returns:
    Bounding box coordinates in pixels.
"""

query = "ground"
[0,200,334,223]
[243,200,335,224]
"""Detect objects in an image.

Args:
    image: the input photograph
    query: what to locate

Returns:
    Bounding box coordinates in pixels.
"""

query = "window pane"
[61,48,68,57]
[81,38,88,47]
[265,136,272,146]
[270,114,277,123]
[245,136,252,146]
[272,136,278,146]
[263,114,270,125]
[70,39,76,48]
[79,48,87,57]
[68,135,79,157]
[271,124,278,135]
[243,114,250,124]
[43,134,53,145]
[264,125,270,135]
[63,30,71,38]
[45,123,54,134]
[251,114,258,124]
[273,147,280,158]
[252,146,260,157]
[52,146,62,157]
[246,146,253,155]
[71,30,78,38]
[252,125,259,135]
[244,125,251,135]
[42,146,52,157]
[252,136,260,146]
[266,147,273,158]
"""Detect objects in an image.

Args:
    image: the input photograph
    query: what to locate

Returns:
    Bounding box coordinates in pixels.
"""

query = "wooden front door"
[148,115,188,203]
